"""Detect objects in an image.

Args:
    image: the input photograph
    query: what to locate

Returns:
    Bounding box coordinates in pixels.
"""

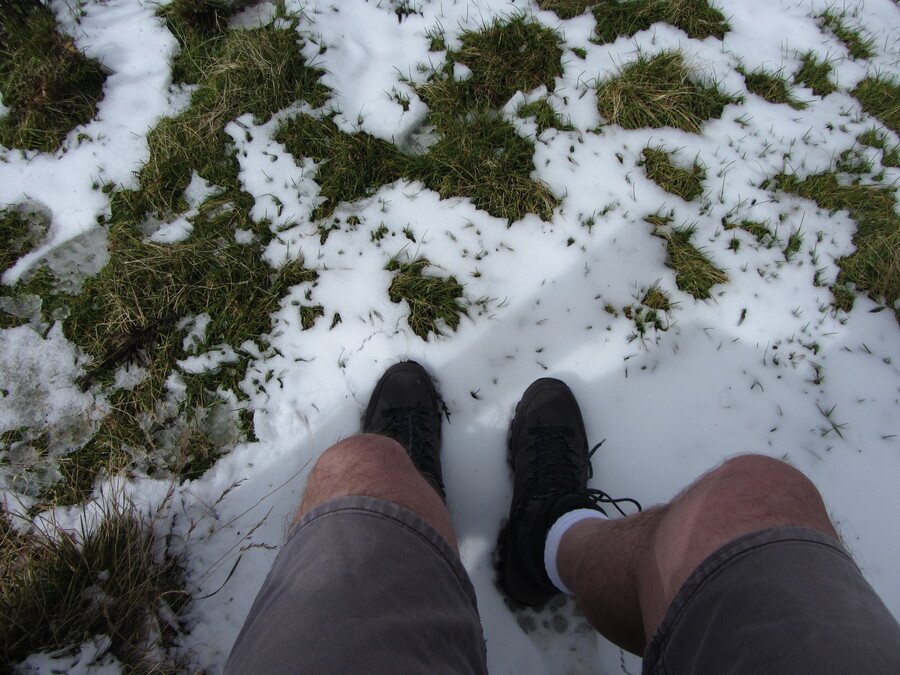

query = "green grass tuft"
[417,14,564,118]
[818,10,875,61]
[274,114,408,220]
[639,146,706,200]
[723,219,774,244]
[425,25,446,52]
[794,51,837,97]
[0,499,189,669]
[622,282,674,337]
[414,113,559,222]
[518,99,575,134]
[857,128,900,168]
[591,0,729,44]
[453,14,564,108]
[783,229,803,261]
[852,75,900,135]
[386,257,467,340]
[644,212,674,228]
[596,51,740,133]
[741,68,806,109]
[775,172,899,320]
[276,112,559,223]
[652,224,728,299]
[835,147,873,175]
[641,283,672,311]
[537,0,597,19]
[0,0,108,152]
[418,15,564,115]
[274,15,561,224]
[409,15,562,222]
[0,204,54,329]
[299,304,325,330]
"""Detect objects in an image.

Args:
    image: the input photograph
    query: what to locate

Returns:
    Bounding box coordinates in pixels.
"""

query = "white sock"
[543,509,608,594]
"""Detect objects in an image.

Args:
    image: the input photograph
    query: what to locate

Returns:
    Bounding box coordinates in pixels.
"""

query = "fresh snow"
[1,0,898,673]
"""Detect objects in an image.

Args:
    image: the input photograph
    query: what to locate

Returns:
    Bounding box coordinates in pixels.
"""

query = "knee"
[698,454,835,535]
[710,454,816,499]
[311,433,409,482]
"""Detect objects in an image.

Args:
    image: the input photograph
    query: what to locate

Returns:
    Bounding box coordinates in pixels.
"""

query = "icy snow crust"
[1,0,899,672]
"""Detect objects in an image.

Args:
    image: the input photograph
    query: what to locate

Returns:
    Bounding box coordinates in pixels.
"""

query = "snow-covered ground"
[2,0,899,672]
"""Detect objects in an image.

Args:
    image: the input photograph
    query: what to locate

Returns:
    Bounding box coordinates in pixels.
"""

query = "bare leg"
[556,454,838,655]
[293,433,458,552]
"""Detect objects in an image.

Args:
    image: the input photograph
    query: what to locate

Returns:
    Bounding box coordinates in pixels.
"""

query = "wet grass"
[0,206,41,275]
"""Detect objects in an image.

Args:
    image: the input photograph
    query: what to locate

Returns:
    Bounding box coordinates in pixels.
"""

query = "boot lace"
[516,425,642,516]
[380,405,443,488]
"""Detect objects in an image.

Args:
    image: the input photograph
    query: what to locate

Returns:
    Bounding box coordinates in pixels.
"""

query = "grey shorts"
[225,497,900,674]
[225,496,488,674]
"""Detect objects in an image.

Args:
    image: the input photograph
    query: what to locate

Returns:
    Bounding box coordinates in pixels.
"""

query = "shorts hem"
[288,495,478,609]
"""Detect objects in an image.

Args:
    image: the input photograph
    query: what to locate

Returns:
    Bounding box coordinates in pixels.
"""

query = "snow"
[1,0,899,673]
